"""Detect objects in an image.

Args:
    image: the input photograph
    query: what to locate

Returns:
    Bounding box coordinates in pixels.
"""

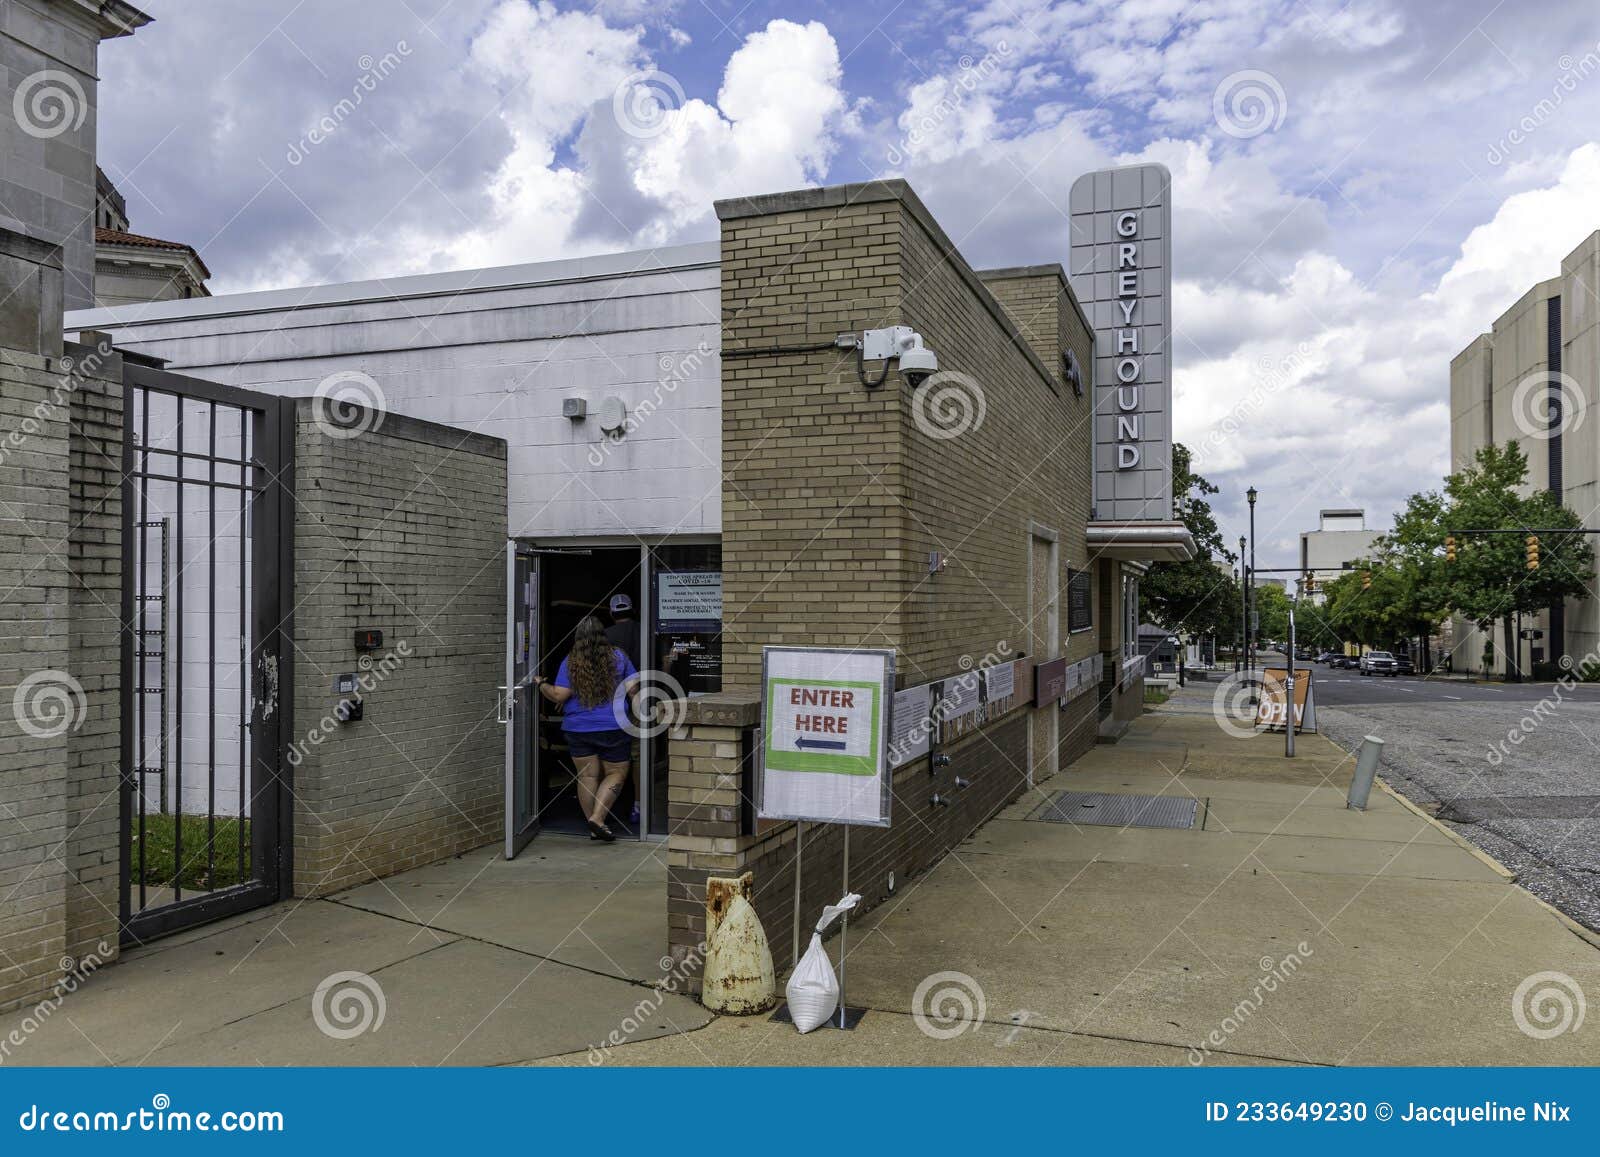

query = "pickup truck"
[1359,651,1398,677]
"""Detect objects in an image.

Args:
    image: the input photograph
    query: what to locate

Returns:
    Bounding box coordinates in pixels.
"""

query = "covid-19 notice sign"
[758,646,894,827]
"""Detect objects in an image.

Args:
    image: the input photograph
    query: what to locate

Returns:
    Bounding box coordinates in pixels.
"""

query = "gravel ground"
[1318,698,1600,932]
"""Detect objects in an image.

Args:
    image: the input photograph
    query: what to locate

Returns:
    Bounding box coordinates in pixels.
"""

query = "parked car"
[1359,650,1398,676]
[1294,646,1314,661]
[1393,655,1415,675]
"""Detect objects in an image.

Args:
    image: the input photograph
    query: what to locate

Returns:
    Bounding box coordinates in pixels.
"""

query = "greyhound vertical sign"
[759,646,894,827]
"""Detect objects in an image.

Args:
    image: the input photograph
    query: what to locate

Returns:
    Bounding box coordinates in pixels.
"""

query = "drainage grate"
[1027,791,1199,830]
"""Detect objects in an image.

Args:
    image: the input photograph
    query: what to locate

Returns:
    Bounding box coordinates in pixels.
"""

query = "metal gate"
[119,363,293,943]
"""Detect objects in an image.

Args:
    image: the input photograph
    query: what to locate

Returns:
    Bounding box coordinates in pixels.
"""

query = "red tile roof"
[95,227,211,280]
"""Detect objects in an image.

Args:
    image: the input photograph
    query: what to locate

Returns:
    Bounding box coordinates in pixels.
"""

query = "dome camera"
[898,335,939,387]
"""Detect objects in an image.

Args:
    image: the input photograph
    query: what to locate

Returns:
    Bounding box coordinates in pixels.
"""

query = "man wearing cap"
[605,592,640,670]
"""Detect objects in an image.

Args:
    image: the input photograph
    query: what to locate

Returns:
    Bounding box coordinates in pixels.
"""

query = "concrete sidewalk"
[559,682,1600,1066]
[0,837,705,1067]
[5,683,1596,1067]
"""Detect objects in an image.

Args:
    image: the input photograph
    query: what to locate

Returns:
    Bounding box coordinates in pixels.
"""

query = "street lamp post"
[1247,486,1258,674]
[1232,567,1240,673]
[1239,537,1248,678]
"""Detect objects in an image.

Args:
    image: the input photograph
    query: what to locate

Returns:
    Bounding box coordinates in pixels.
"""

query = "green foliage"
[1322,441,1594,658]
[1138,443,1240,640]
[1430,442,1592,628]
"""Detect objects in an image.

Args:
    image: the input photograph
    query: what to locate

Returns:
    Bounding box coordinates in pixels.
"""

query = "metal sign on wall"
[758,646,893,827]
[1068,163,1173,523]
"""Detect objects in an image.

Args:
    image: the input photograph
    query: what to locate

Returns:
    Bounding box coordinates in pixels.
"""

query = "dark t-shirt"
[605,617,641,671]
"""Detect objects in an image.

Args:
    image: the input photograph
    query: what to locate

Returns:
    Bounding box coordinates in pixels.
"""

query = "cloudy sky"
[97,0,1600,567]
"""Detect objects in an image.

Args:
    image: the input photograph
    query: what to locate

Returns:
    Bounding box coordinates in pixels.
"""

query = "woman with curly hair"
[534,614,639,841]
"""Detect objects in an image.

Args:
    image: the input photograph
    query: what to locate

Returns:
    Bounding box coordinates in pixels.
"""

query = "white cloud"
[628,19,847,239]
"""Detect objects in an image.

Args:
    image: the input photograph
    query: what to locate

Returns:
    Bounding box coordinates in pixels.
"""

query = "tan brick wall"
[289,403,508,896]
[0,326,123,1012]
[0,345,73,1012]
[64,336,123,968]
[672,182,1108,979]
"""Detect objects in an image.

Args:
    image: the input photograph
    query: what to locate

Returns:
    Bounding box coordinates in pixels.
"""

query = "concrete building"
[1449,230,1600,674]
[1298,509,1380,604]
[1,0,1194,1005]
[69,177,1189,855]
[1,0,150,311]
[93,168,211,305]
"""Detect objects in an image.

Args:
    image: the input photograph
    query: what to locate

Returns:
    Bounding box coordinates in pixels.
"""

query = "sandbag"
[785,893,860,1033]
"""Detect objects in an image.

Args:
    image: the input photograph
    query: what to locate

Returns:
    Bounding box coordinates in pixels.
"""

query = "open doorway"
[506,539,724,851]
[534,547,645,838]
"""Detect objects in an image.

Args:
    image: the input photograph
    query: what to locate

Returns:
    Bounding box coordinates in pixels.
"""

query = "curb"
[1372,776,1516,882]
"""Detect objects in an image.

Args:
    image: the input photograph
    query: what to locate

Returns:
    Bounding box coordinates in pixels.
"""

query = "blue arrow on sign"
[795,737,847,751]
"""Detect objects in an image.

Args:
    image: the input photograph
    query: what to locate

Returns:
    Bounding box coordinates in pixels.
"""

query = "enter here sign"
[766,679,879,774]
[759,646,893,827]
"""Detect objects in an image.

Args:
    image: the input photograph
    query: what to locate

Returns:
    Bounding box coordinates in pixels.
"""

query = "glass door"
[504,543,540,858]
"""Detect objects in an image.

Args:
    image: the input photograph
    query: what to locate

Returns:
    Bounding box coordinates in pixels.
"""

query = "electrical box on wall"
[353,628,383,651]
[562,397,587,420]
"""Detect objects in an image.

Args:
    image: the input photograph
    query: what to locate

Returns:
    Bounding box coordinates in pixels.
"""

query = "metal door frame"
[118,362,295,944]
[503,542,540,858]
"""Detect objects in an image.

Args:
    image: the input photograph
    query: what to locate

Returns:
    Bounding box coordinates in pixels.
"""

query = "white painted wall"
[69,243,724,539]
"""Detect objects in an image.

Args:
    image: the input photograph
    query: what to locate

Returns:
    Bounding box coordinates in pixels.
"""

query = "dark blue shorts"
[565,728,632,763]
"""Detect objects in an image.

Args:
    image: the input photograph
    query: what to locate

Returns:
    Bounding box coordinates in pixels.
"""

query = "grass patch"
[131,813,251,892]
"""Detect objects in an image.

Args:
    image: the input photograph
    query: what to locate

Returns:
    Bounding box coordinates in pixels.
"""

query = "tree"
[1252,581,1292,643]
[1388,442,1593,678]
[1139,444,1240,649]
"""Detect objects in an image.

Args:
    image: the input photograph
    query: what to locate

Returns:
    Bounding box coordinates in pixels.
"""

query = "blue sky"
[97,0,1600,565]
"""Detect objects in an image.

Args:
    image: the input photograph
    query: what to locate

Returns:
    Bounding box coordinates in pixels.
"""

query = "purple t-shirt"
[554,647,637,732]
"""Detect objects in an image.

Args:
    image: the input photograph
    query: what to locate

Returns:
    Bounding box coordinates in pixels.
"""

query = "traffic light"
[1445,535,1457,563]
[1305,573,1316,594]
[1527,534,1540,571]
[1362,569,1372,590]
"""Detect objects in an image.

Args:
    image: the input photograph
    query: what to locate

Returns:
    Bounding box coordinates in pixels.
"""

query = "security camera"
[898,334,939,387]
[858,326,940,389]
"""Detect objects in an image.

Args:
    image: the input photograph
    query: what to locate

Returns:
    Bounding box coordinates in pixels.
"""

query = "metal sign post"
[1286,608,1296,758]
[758,646,894,1033]
[838,826,849,1029]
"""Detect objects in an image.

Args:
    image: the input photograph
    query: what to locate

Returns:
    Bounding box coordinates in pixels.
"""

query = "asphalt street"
[1270,655,1600,931]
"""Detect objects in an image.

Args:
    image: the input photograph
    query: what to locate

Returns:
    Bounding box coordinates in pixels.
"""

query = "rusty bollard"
[701,871,776,1014]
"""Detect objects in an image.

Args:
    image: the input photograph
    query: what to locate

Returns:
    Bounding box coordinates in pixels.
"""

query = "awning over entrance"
[1086,520,1196,562]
